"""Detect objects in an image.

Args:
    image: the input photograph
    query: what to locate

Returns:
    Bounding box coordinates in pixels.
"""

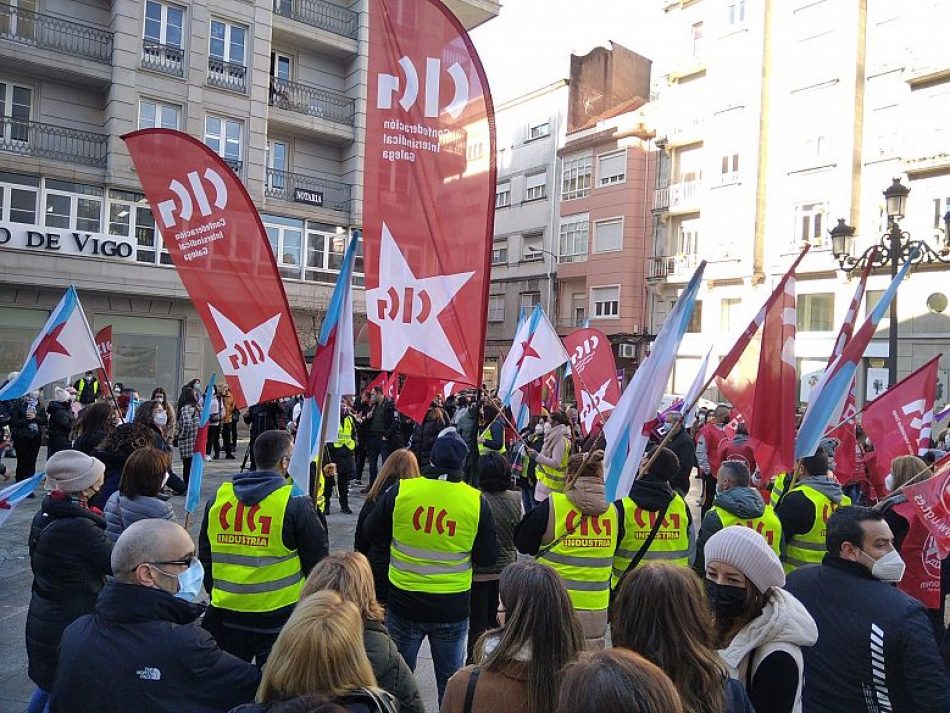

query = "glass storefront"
[92,315,181,396]
[0,306,48,380]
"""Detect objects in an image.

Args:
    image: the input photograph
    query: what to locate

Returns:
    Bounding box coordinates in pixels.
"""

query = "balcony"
[272,0,359,40]
[647,253,699,281]
[265,169,351,215]
[142,40,184,77]
[208,57,247,93]
[0,118,107,168]
[269,77,355,126]
[654,180,702,214]
[0,5,112,63]
[665,116,705,147]
[222,158,243,178]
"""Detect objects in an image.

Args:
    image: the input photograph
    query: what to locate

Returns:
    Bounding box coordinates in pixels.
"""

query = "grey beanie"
[45,450,105,493]
[704,525,785,592]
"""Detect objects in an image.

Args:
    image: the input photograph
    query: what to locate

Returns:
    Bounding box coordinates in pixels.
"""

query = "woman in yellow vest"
[514,450,618,649]
[526,411,573,502]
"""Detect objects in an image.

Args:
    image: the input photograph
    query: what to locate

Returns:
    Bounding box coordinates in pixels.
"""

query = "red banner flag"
[94,325,113,392]
[363,0,496,386]
[396,375,466,424]
[564,328,621,435]
[122,130,308,409]
[902,454,950,562]
[863,357,940,481]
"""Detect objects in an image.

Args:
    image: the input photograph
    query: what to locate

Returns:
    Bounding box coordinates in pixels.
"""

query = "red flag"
[564,328,621,435]
[95,326,112,381]
[364,372,389,395]
[122,130,307,409]
[719,273,797,479]
[396,375,466,424]
[363,0,496,385]
[862,357,940,481]
[903,454,950,559]
[541,371,560,413]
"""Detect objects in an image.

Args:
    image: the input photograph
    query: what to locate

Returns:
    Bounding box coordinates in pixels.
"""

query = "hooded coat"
[718,588,818,713]
[45,400,75,455]
[773,475,846,544]
[694,487,767,573]
[103,491,175,541]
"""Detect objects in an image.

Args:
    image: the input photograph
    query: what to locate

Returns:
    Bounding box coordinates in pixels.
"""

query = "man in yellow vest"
[324,398,356,514]
[775,448,850,573]
[476,402,506,457]
[362,428,498,704]
[611,447,691,591]
[694,459,783,574]
[198,430,328,665]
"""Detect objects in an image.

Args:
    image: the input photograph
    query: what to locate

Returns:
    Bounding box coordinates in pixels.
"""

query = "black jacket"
[411,414,448,469]
[363,619,425,713]
[355,493,392,603]
[72,429,108,456]
[785,554,950,712]
[198,470,329,632]
[362,477,499,623]
[51,582,261,713]
[9,399,48,440]
[666,426,696,493]
[46,400,75,455]
[27,494,113,690]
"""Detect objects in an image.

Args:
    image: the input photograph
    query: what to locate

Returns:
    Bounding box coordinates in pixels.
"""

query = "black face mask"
[704,579,747,622]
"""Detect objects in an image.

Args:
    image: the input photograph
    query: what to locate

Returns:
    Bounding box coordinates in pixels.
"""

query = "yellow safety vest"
[782,484,851,573]
[612,494,689,589]
[713,503,783,558]
[539,493,618,611]
[536,436,571,494]
[334,416,355,451]
[76,378,99,398]
[390,478,481,594]
[207,481,303,612]
[477,425,506,456]
[769,472,790,507]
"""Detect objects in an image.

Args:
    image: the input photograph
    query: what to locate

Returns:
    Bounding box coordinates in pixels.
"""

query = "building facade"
[0,0,497,395]
[648,0,950,407]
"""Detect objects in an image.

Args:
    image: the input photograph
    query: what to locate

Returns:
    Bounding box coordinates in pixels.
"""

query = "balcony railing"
[654,180,702,212]
[222,158,243,177]
[269,77,355,126]
[648,253,699,280]
[208,57,247,93]
[272,0,359,40]
[0,4,112,63]
[142,40,184,77]
[0,118,107,168]
[265,169,351,213]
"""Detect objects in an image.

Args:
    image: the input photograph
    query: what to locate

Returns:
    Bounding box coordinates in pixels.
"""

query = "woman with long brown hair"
[610,563,754,713]
[354,448,421,603]
[441,560,584,713]
[556,649,683,713]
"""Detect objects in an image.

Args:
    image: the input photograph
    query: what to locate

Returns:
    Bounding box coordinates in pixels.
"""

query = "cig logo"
[377,56,469,119]
[157,168,228,228]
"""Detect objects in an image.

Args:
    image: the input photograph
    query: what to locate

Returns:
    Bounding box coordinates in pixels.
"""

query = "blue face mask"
[174,560,205,602]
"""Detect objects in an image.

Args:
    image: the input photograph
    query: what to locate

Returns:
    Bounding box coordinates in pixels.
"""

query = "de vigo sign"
[0,222,137,262]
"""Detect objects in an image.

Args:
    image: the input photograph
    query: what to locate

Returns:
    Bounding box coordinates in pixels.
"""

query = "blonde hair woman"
[302,553,424,713]
[355,449,421,603]
[230,591,397,713]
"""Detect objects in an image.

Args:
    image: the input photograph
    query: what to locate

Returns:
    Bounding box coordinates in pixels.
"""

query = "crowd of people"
[5,374,950,713]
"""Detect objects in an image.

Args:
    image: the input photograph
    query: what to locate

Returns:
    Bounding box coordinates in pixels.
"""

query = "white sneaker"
[204,454,212,462]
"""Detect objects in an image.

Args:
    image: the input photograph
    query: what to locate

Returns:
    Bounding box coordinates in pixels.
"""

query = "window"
[798,293,835,332]
[109,189,166,265]
[527,120,550,140]
[727,1,746,26]
[686,300,703,333]
[720,153,739,184]
[303,222,363,285]
[720,297,741,332]
[466,142,484,161]
[678,219,700,256]
[593,218,623,253]
[204,115,243,172]
[43,180,102,233]
[263,214,304,280]
[265,140,288,190]
[561,153,592,200]
[794,202,827,248]
[559,214,589,263]
[691,21,704,58]
[521,232,543,262]
[144,1,183,47]
[525,172,546,201]
[0,81,32,144]
[495,182,511,208]
[210,20,246,66]
[933,197,950,230]
[270,51,292,80]
[0,171,39,224]
[488,295,505,322]
[591,286,620,319]
[138,99,180,130]
[571,293,586,327]
[520,292,541,312]
[597,150,626,186]
[492,239,508,265]
[865,289,885,317]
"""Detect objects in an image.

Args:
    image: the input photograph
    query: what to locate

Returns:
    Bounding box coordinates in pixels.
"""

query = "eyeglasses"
[149,553,197,568]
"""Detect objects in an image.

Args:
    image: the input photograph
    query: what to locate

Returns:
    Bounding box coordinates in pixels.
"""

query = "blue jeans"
[521,484,536,514]
[26,687,50,713]
[386,610,467,704]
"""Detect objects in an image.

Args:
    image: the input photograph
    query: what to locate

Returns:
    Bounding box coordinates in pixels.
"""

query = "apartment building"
[0,0,498,394]
[648,0,950,404]
[483,80,569,390]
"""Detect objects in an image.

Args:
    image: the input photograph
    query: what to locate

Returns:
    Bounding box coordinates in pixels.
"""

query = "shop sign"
[293,188,324,206]
[0,222,136,262]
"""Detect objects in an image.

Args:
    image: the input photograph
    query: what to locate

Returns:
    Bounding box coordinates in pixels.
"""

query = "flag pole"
[74,286,125,423]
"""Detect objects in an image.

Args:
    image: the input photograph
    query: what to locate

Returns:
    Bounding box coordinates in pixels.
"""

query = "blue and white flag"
[497,304,569,408]
[0,472,44,528]
[603,261,706,502]
[0,287,101,400]
[185,374,217,514]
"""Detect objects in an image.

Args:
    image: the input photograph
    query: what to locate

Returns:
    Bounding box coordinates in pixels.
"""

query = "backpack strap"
[463,667,481,713]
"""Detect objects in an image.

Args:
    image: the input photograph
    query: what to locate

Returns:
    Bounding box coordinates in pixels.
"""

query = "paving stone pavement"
[0,445,440,713]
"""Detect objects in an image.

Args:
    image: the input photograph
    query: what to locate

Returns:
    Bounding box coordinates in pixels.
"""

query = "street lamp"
[524,245,559,319]
[831,178,950,385]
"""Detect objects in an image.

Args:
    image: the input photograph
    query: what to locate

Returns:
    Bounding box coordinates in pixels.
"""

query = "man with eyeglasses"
[50,519,261,713]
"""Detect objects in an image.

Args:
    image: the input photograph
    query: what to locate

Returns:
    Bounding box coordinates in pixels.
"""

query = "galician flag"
[0,287,101,400]
[497,305,569,407]
[0,473,44,528]
[185,375,217,514]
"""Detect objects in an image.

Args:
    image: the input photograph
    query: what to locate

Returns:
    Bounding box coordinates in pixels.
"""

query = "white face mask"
[154,410,168,427]
[534,424,544,435]
[862,548,906,583]
[884,473,895,492]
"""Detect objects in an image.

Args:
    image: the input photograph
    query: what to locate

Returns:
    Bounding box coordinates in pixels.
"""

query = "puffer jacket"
[27,493,113,690]
[474,490,521,579]
[9,398,48,440]
[103,491,175,541]
[363,619,425,713]
[355,491,392,603]
[695,487,767,573]
[46,400,75,455]
[718,588,818,713]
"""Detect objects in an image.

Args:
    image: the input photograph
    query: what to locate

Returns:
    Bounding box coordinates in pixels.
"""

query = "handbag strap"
[463,667,481,713]
[614,498,671,590]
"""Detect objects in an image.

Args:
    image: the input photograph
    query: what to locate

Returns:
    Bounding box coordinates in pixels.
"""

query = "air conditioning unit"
[618,344,637,359]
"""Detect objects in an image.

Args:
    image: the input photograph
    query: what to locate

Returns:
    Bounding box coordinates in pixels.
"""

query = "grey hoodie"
[695,487,767,573]
[794,475,846,504]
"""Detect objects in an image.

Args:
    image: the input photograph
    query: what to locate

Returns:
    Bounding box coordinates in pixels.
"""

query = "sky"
[470,0,668,104]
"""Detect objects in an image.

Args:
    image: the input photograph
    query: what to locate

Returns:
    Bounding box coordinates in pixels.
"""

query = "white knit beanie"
[704,525,785,592]
[45,450,105,493]
[54,386,70,402]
